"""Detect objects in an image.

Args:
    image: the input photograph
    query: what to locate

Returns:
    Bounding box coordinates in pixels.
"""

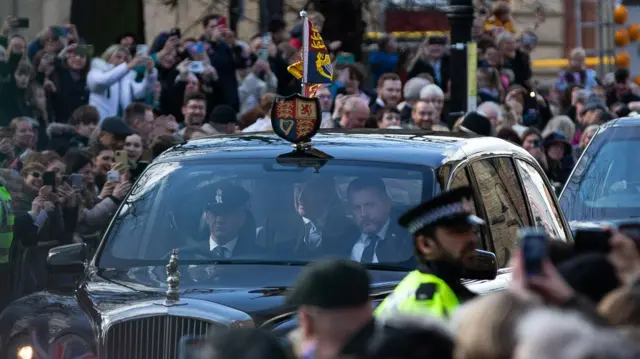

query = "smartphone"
[114,150,129,167]
[188,42,204,55]
[258,48,269,61]
[14,18,29,29]
[188,61,205,73]
[169,27,182,38]
[259,33,270,61]
[75,44,94,57]
[136,44,149,57]
[43,171,56,192]
[616,222,640,251]
[51,26,68,37]
[519,227,548,276]
[107,170,121,182]
[70,173,83,189]
[574,228,612,254]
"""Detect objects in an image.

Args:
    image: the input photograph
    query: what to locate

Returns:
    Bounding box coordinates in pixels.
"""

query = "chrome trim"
[100,298,254,335]
[165,249,181,303]
[98,298,254,358]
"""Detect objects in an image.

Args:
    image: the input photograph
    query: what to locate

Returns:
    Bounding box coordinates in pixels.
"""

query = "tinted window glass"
[516,159,567,240]
[561,125,640,221]
[99,159,433,269]
[472,159,526,267]
[449,167,487,250]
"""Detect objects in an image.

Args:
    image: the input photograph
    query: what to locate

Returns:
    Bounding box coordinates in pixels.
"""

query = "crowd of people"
[0,0,640,354]
[196,185,640,359]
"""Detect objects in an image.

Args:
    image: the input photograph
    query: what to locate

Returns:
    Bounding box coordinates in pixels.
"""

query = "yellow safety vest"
[0,186,14,264]
[374,270,461,319]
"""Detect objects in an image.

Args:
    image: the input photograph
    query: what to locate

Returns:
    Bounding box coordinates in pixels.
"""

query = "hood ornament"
[155,248,187,307]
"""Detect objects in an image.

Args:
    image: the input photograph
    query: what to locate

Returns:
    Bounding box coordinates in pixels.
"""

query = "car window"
[99,159,434,269]
[516,159,567,241]
[561,125,640,221]
[449,166,487,250]
[471,158,526,268]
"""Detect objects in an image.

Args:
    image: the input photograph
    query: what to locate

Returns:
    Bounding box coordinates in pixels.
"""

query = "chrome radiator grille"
[102,316,214,359]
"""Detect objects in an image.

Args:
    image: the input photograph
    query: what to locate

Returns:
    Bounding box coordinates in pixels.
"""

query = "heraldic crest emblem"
[271,94,321,144]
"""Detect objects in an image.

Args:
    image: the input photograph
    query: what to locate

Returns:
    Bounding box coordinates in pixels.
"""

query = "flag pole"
[299,10,308,96]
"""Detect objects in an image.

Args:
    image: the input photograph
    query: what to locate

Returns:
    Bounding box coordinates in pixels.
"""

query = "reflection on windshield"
[561,126,640,221]
[98,159,432,269]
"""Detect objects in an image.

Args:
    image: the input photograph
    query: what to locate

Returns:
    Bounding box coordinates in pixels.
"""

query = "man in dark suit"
[203,181,257,259]
[347,177,412,263]
[292,177,359,259]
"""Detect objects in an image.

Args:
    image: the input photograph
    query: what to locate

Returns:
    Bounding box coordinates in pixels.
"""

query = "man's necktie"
[212,246,230,259]
[361,235,380,263]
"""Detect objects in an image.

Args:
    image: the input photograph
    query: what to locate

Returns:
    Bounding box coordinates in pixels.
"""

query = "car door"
[470,157,530,268]
[515,158,570,241]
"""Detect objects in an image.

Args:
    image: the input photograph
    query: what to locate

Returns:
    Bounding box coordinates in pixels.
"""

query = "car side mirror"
[462,249,498,280]
[47,243,87,274]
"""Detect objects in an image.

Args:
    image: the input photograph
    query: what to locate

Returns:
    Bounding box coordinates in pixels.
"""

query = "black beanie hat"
[459,111,492,136]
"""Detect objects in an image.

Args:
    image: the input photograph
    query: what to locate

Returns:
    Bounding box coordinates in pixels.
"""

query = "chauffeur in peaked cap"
[203,181,259,259]
[375,186,484,319]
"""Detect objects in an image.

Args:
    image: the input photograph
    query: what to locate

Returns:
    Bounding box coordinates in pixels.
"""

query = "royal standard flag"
[287,18,333,97]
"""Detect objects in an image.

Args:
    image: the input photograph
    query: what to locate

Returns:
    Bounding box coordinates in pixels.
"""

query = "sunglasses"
[30,172,42,178]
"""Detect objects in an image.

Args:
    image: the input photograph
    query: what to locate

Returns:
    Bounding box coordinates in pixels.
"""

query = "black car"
[560,117,640,231]
[0,130,572,359]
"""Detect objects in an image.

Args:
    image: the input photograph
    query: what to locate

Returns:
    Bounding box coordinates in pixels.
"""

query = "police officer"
[286,259,375,359]
[374,186,483,318]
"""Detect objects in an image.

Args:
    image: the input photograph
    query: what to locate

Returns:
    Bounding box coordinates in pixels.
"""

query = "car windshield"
[97,158,434,269]
[560,124,640,221]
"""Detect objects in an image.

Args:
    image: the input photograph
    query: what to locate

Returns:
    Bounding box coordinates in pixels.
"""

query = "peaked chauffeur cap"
[205,181,250,214]
[398,186,485,234]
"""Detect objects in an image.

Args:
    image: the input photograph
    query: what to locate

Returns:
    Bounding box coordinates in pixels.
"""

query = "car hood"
[80,264,408,325]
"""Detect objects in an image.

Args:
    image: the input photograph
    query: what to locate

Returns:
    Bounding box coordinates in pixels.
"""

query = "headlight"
[17,346,33,359]
[49,335,96,359]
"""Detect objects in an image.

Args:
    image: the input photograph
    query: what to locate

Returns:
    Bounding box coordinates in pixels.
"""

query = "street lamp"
[446,0,475,125]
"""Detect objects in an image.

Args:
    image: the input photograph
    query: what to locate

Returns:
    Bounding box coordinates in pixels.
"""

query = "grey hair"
[478,101,502,117]
[561,330,640,359]
[542,115,576,140]
[515,308,598,359]
[403,77,431,101]
[419,84,444,100]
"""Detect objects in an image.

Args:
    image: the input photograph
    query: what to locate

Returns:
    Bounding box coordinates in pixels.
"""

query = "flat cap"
[286,259,370,309]
[205,181,250,214]
[398,186,484,234]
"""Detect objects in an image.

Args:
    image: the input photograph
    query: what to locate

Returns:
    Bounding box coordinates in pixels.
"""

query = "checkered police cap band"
[407,202,466,234]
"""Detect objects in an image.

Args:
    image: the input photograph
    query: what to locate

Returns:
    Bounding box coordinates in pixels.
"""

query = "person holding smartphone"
[375,186,483,319]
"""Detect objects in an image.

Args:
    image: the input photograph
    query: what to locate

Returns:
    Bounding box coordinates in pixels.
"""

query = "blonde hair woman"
[453,291,540,359]
[87,45,157,123]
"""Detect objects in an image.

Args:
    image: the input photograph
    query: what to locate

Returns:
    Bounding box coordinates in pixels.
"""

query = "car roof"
[601,116,640,128]
[157,129,531,167]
